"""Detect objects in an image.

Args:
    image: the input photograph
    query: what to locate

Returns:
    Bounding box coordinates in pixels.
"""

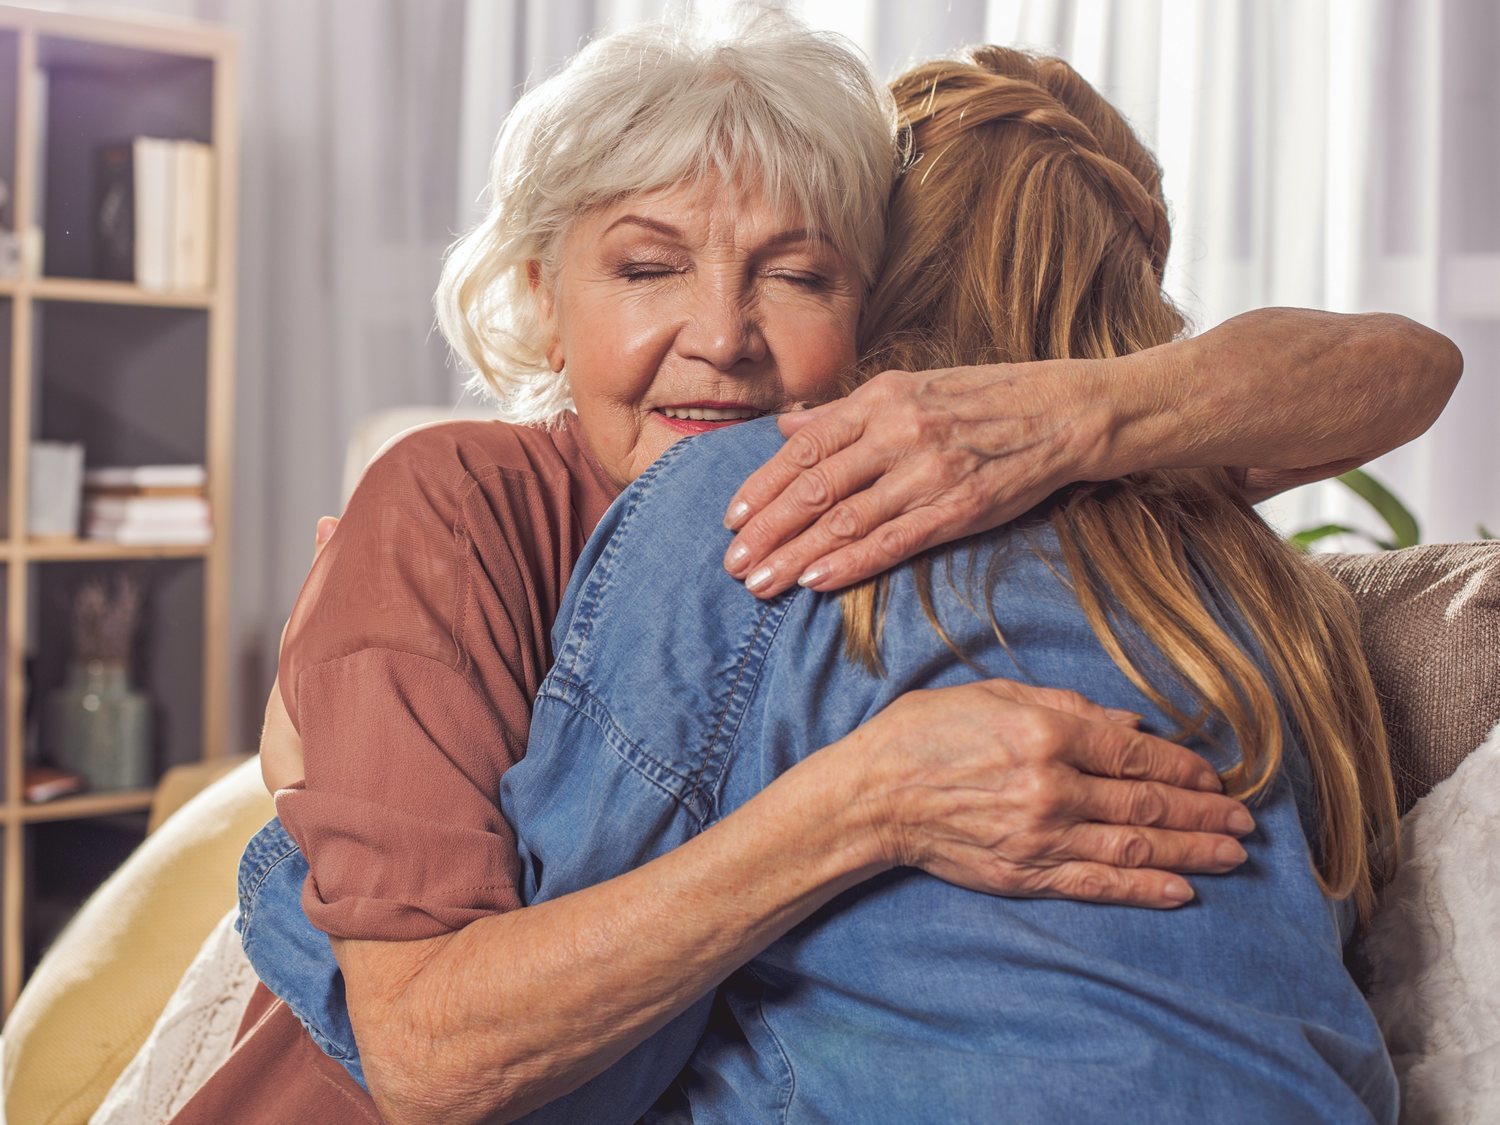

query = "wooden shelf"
[16,789,154,823]
[0,4,238,1015]
[21,537,211,561]
[0,276,213,309]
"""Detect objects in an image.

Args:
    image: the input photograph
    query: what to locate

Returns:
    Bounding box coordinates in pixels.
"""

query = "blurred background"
[74,0,1494,758]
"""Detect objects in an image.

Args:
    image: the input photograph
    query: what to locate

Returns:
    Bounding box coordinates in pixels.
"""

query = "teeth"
[660,406,764,421]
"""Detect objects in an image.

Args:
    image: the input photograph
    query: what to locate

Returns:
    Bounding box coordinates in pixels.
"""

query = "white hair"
[434,9,898,424]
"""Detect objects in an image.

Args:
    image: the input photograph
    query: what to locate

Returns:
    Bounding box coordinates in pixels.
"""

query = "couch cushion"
[2,757,275,1125]
[1316,542,1500,814]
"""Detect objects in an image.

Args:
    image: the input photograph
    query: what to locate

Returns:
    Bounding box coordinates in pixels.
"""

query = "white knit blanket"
[92,909,257,1124]
[1359,721,1500,1124]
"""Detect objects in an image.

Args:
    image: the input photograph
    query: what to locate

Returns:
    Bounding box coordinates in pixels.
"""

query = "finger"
[1075,776,1255,837]
[770,506,954,597]
[726,445,889,579]
[314,515,338,559]
[968,679,1141,727]
[1066,723,1224,793]
[775,400,839,436]
[746,501,951,599]
[1031,860,1196,909]
[1062,823,1248,875]
[724,404,866,531]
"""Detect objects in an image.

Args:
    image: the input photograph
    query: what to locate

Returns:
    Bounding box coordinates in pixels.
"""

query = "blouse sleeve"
[274,422,570,942]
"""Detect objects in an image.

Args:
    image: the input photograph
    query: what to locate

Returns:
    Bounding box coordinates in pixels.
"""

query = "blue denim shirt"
[240,418,1396,1123]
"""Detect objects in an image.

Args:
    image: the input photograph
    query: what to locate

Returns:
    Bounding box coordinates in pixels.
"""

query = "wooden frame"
[0,2,236,1015]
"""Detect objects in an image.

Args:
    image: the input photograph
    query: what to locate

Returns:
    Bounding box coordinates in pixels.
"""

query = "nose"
[675,278,768,372]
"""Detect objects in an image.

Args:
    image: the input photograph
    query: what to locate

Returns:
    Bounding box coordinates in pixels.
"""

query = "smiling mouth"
[656,405,768,422]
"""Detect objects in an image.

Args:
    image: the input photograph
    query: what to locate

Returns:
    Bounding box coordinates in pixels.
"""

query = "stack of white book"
[96,137,216,292]
[83,465,211,545]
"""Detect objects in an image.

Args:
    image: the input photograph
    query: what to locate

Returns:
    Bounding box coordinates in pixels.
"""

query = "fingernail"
[1197,772,1224,793]
[1216,840,1248,865]
[316,518,336,544]
[1228,809,1255,835]
[725,543,750,570]
[1164,880,1195,903]
[725,501,751,530]
[1104,708,1142,724]
[745,566,774,593]
[797,566,827,589]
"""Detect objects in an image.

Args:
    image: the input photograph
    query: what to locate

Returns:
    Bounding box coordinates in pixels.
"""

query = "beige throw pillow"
[1316,542,1500,813]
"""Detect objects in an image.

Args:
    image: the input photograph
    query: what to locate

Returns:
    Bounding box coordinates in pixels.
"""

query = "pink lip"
[651,402,772,436]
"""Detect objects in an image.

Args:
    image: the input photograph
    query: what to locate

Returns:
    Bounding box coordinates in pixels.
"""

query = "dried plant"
[70,576,141,663]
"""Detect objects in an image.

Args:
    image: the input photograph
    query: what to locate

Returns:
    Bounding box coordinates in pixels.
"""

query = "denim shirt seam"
[537,675,714,829]
[743,961,797,1122]
[236,821,303,936]
[688,589,797,817]
[555,439,698,683]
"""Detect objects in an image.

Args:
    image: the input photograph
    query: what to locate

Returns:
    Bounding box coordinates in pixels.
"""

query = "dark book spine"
[96,140,135,281]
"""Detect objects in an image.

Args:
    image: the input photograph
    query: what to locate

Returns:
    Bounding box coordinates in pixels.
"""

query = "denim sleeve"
[237,816,366,1087]
[498,682,716,1124]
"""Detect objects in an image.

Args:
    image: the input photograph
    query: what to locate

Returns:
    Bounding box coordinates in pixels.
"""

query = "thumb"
[314,516,338,552]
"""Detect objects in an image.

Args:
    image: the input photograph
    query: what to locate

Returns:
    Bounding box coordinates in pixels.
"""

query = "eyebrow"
[601,215,821,250]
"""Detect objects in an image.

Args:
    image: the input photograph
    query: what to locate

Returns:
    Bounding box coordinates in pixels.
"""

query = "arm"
[721,308,1462,597]
[256,680,1251,1124]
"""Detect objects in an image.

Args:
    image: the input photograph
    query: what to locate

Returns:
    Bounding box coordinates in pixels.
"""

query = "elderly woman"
[183,14,1458,1125]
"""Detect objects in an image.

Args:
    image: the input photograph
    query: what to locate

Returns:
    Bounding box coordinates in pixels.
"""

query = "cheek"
[774,304,861,399]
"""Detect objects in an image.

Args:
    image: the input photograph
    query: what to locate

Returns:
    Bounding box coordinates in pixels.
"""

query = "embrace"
[175,11,1458,1124]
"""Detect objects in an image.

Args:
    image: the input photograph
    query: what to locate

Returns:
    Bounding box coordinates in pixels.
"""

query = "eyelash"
[614,263,828,290]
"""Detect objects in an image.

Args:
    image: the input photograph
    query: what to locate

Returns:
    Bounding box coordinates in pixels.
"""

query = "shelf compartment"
[19,788,152,822]
[32,300,208,469]
[35,36,213,283]
[0,29,17,245]
[0,296,10,539]
[27,558,204,794]
[23,813,148,976]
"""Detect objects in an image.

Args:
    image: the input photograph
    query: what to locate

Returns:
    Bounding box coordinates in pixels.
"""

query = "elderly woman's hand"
[259,516,339,793]
[842,678,1253,909]
[723,362,1104,597]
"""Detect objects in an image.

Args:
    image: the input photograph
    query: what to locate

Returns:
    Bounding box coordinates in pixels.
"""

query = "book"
[23,765,86,803]
[96,141,135,281]
[134,136,173,290]
[85,495,210,522]
[83,522,212,546]
[85,464,207,490]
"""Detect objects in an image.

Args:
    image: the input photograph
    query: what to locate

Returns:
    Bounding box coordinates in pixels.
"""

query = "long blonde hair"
[844,47,1398,923]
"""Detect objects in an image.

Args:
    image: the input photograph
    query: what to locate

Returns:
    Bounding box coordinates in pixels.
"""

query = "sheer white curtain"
[89,0,1496,749]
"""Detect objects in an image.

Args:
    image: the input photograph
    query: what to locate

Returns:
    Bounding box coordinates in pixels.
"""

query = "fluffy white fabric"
[1359,722,1500,1125]
[91,909,257,1124]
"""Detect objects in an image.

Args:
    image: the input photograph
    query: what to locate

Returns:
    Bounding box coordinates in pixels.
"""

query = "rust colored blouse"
[172,415,619,1122]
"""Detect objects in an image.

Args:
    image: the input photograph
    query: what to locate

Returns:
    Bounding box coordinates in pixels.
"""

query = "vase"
[41,660,154,791]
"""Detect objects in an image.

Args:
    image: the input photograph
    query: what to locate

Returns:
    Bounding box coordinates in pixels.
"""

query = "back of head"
[846,46,1398,924]
[860,47,1178,373]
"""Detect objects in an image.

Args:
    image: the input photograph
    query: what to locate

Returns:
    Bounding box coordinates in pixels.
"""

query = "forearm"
[1091,308,1462,495]
[343,737,887,1124]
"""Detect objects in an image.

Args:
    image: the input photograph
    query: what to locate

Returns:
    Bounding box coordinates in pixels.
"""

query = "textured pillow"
[1316,542,1500,814]
[1357,721,1500,1123]
[2,758,274,1125]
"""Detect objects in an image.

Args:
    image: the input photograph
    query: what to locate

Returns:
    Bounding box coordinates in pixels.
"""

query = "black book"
[96,140,135,281]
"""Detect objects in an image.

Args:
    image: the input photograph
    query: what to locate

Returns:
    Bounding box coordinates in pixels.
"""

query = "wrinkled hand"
[723,363,1109,598]
[259,516,339,794]
[845,678,1254,909]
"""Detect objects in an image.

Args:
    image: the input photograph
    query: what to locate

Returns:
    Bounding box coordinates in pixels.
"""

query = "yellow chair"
[2,757,273,1125]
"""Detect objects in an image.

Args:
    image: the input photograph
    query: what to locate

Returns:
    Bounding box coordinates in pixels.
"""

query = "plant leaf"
[1290,523,1367,552]
[1337,469,1420,549]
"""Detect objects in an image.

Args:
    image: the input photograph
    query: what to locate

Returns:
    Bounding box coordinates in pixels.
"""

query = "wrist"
[1078,338,1194,481]
[792,728,902,879]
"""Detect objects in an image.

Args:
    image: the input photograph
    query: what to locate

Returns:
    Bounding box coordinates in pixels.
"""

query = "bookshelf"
[0,3,237,1015]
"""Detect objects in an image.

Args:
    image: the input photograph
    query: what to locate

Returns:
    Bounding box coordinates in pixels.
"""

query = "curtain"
[87,0,1497,752]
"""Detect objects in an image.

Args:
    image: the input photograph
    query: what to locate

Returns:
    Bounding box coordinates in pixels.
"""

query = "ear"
[528,260,565,373]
